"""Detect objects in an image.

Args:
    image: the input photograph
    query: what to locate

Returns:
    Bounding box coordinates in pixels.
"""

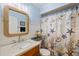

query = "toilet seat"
[40,48,50,56]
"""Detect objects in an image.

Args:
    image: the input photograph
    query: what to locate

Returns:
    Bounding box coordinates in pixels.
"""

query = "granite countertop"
[0,39,41,56]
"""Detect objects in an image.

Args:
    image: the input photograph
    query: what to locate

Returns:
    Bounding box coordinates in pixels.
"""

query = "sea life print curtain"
[40,5,79,56]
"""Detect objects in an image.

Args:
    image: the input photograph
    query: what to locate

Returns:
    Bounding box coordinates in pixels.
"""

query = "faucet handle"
[12,40,17,43]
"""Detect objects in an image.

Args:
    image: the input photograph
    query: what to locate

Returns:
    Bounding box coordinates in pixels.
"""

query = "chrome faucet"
[18,35,25,43]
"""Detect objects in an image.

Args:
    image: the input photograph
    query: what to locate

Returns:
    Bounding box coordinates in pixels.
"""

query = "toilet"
[40,48,50,56]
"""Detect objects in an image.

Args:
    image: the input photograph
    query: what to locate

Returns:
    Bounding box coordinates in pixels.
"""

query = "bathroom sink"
[18,40,36,49]
[19,42,31,49]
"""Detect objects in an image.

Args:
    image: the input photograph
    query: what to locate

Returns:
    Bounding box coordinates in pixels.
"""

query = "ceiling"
[31,3,47,10]
[23,3,67,13]
[31,3,66,11]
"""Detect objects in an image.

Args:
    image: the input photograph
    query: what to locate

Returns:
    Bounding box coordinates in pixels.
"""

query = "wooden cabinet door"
[20,45,40,56]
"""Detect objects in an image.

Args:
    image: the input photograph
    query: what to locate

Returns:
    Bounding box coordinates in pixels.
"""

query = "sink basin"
[20,42,31,49]
[18,40,35,49]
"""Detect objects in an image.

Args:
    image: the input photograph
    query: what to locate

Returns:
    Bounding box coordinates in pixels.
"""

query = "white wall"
[0,3,41,46]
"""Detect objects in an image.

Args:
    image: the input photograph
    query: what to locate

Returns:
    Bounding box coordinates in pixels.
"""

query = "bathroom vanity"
[0,5,41,56]
[0,40,41,56]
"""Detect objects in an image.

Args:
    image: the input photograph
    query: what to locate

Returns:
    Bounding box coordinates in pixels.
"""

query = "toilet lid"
[40,49,50,56]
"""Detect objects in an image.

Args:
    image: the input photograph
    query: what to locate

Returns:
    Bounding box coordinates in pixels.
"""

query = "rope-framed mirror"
[3,6,29,37]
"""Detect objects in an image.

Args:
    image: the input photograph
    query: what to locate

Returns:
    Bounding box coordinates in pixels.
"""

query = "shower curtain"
[40,5,79,56]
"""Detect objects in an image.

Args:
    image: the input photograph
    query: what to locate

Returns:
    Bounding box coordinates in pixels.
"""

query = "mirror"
[4,6,29,37]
